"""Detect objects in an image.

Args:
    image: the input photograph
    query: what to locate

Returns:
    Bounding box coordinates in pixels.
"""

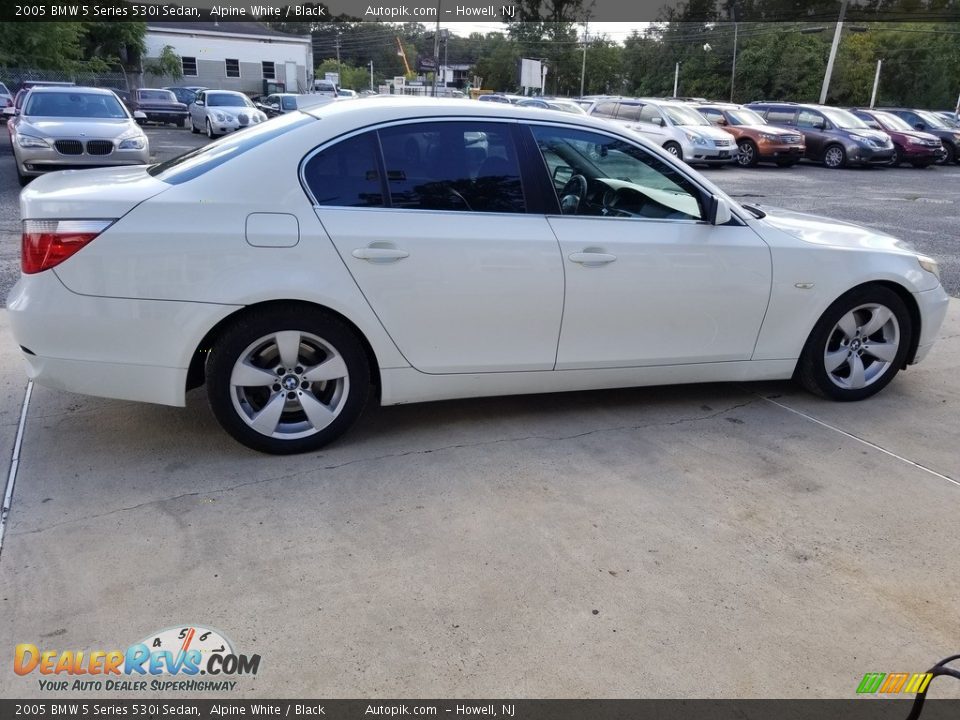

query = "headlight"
[258,112,267,122]
[684,131,706,144]
[118,136,145,150]
[907,137,923,145]
[758,132,778,141]
[849,134,872,145]
[917,256,940,280]
[17,134,50,149]
[213,112,227,122]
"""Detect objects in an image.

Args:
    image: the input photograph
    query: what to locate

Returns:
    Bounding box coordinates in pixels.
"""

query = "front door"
[528,124,772,369]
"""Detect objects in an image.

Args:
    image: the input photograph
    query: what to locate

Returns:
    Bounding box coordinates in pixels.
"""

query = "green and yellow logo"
[857,672,933,694]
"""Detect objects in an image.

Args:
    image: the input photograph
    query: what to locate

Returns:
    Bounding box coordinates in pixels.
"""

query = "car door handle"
[351,246,410,262]
[568,251,617,266]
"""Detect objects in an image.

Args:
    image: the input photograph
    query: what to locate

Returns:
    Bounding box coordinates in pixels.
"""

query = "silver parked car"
[189,90,268,138]
[9,86,149,186]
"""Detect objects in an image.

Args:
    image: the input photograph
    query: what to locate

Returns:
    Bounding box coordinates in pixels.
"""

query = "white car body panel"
[8,98,950,413]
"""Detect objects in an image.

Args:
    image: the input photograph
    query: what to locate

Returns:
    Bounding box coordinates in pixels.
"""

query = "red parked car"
[849,108,945,167]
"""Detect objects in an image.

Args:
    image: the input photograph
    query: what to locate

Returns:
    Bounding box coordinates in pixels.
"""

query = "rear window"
[148,112,313,185]
[139,89,176,102]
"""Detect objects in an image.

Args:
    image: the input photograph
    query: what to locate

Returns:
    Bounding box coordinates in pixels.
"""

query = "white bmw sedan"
[9,99,949,454]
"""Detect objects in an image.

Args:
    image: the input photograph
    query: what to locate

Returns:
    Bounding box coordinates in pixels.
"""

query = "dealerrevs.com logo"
[14,625,260,692]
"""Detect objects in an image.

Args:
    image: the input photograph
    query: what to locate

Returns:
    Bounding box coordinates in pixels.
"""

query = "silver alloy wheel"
[230,330,350,440]
[823,303,900,390]
[206,118,215,139]
[666,144,680,156]
[737,141,754,166]
[824,146,844,168]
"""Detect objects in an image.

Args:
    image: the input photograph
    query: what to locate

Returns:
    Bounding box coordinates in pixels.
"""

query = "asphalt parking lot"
[0,124,958,699]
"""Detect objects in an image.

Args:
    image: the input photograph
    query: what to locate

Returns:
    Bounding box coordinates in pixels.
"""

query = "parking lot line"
[758,393,959,489]
[0,380,33,558]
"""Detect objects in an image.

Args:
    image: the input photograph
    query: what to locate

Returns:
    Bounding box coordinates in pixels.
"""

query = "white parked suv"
[590,97,737,165]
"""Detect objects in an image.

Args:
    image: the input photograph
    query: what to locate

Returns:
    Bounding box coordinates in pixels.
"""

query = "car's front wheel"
[823,144,846,169]
[190,115,199,134]
[206,306,371,454]
[206,118,218,139]
[736,139,759,167]
[797,285,912,401]
[663,142,683,161]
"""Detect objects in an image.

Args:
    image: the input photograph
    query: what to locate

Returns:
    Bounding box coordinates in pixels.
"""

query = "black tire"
[736,139,760,167]
[946,143,957,165]
[16,165,30,187]
[663,142,683,161]
[893,144,905,167]
[206,306,371,454]
[822,144,846,169]
[796,285,912,402]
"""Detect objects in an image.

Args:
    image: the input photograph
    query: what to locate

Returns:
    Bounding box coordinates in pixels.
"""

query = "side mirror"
[653,117,665,127]
[710,195,733,226]
[133,110,147,120]
[716,117,728,126]
[195,100,204,107]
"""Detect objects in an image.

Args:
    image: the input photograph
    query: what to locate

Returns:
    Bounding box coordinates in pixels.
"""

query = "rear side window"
[282,96,297,111]
[302,132,384,207]
[765,108,796,125]
[617,104,642,122]
[377,121,525,213]
[592,101,618,118]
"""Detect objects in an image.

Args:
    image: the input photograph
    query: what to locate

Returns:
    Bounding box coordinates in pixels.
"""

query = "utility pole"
[432,2,441,96]
[369,61,374,92]
[579,23,589,97]
[673,62,680,97]
[729,19,738,102]
[335,30,342,86]
[819,0,849,104]
[869,58,882,108]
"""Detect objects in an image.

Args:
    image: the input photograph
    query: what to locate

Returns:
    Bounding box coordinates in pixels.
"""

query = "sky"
[441,21,650,42]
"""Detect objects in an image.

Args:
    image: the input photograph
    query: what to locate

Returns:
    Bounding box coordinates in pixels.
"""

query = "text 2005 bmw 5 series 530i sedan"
[9,99,950,454]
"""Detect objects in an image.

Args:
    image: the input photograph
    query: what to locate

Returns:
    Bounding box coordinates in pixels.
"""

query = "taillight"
[22,219,113,274]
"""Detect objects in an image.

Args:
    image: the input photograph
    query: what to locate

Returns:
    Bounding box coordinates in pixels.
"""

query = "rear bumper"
[7,270,238,407]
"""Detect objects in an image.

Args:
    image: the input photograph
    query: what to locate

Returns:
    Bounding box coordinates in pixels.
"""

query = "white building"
[143,21,313,95]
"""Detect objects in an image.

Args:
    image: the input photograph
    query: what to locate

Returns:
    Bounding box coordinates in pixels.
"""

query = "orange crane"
[396,36,412,76]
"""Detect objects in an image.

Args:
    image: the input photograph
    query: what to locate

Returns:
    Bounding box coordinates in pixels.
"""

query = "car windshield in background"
[663,105,709,126]
[140,90,176,102]
[915,110,948,129]
[208,93,253,108]
[547,101,586,114]
[25,92,128,118]
[873,111,912,131]
[148,112,312,185]
[821,107,868,129]
[727,108,766,126]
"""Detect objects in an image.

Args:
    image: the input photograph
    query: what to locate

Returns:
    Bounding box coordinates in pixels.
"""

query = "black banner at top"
[2,0,960,23]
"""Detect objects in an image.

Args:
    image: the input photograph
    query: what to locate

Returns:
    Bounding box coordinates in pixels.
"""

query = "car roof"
[26,86,119,96]
[301,96,628,131]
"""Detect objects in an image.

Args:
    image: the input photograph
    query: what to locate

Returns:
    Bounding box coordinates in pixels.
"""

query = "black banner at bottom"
[3,700,960,720]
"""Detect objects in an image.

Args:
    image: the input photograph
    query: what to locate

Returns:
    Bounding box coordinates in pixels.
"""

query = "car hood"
[20,165,169,220]
[20,117,139,139]
[745,124,802,137]
[843,128,891,142]
[757,205,915,256]
[685,124,735,141]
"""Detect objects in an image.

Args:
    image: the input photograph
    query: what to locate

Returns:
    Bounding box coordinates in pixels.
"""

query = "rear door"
[796,108,830,159]
[305,120,565,374]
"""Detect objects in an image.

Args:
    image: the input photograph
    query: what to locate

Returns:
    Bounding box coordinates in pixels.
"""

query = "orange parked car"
[694,102,806,167]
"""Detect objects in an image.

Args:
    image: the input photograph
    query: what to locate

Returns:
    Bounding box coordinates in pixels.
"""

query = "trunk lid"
[20,165,170,220]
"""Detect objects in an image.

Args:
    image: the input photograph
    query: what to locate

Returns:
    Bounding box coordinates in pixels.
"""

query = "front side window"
[302,132,384,208]
[182,56,198,77]
[797,109,826,129]
[638,104,662,124]
[377,121,525,213]
[531,125,704,221]
[262,61,275,80]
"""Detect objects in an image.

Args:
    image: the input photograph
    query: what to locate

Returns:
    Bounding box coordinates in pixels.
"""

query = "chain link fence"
[0,66,129,93]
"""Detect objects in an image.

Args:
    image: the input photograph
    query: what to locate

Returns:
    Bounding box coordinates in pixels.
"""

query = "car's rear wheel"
[945,143,957,165]
[206,306,371,454]
[823,144,846,169]
[206,118,218,139]
[663,142,682,161]
[736,139,759,167]
[893,144,905,166]
[797,285,911,401]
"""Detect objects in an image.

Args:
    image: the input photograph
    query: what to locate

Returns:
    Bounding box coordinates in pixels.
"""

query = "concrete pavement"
[0,303,958,699]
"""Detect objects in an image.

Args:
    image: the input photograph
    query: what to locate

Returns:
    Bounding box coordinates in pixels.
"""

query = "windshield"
[139,90,176,102]
[915,110,948,129]
[871,111,912,131]
[547,101,586,114]
[820,107,868,129]
[207,93,254,108]
[148,112,312,184]
[25,91,128,118]
[726,108,765,126]
[662,105,710,126]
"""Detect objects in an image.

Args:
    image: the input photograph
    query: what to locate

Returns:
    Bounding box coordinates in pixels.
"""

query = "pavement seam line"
[0,380,33,559]
[759,394,960,489]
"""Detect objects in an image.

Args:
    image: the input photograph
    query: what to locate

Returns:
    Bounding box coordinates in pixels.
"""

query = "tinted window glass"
[303,132,384,207]
[377,121,525,213]
[282,96,297,110]
[592,101,618,118]
[638,105,661,123]
[617,104,642,121]
[765,108,796,124]
[797,109,825,129]
[531,125,704,221]
[699,107,723,123]
[150,112,312,185]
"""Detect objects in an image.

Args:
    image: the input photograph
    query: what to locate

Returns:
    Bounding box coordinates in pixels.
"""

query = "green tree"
[0,22,86,70]
[143,45,183,81]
